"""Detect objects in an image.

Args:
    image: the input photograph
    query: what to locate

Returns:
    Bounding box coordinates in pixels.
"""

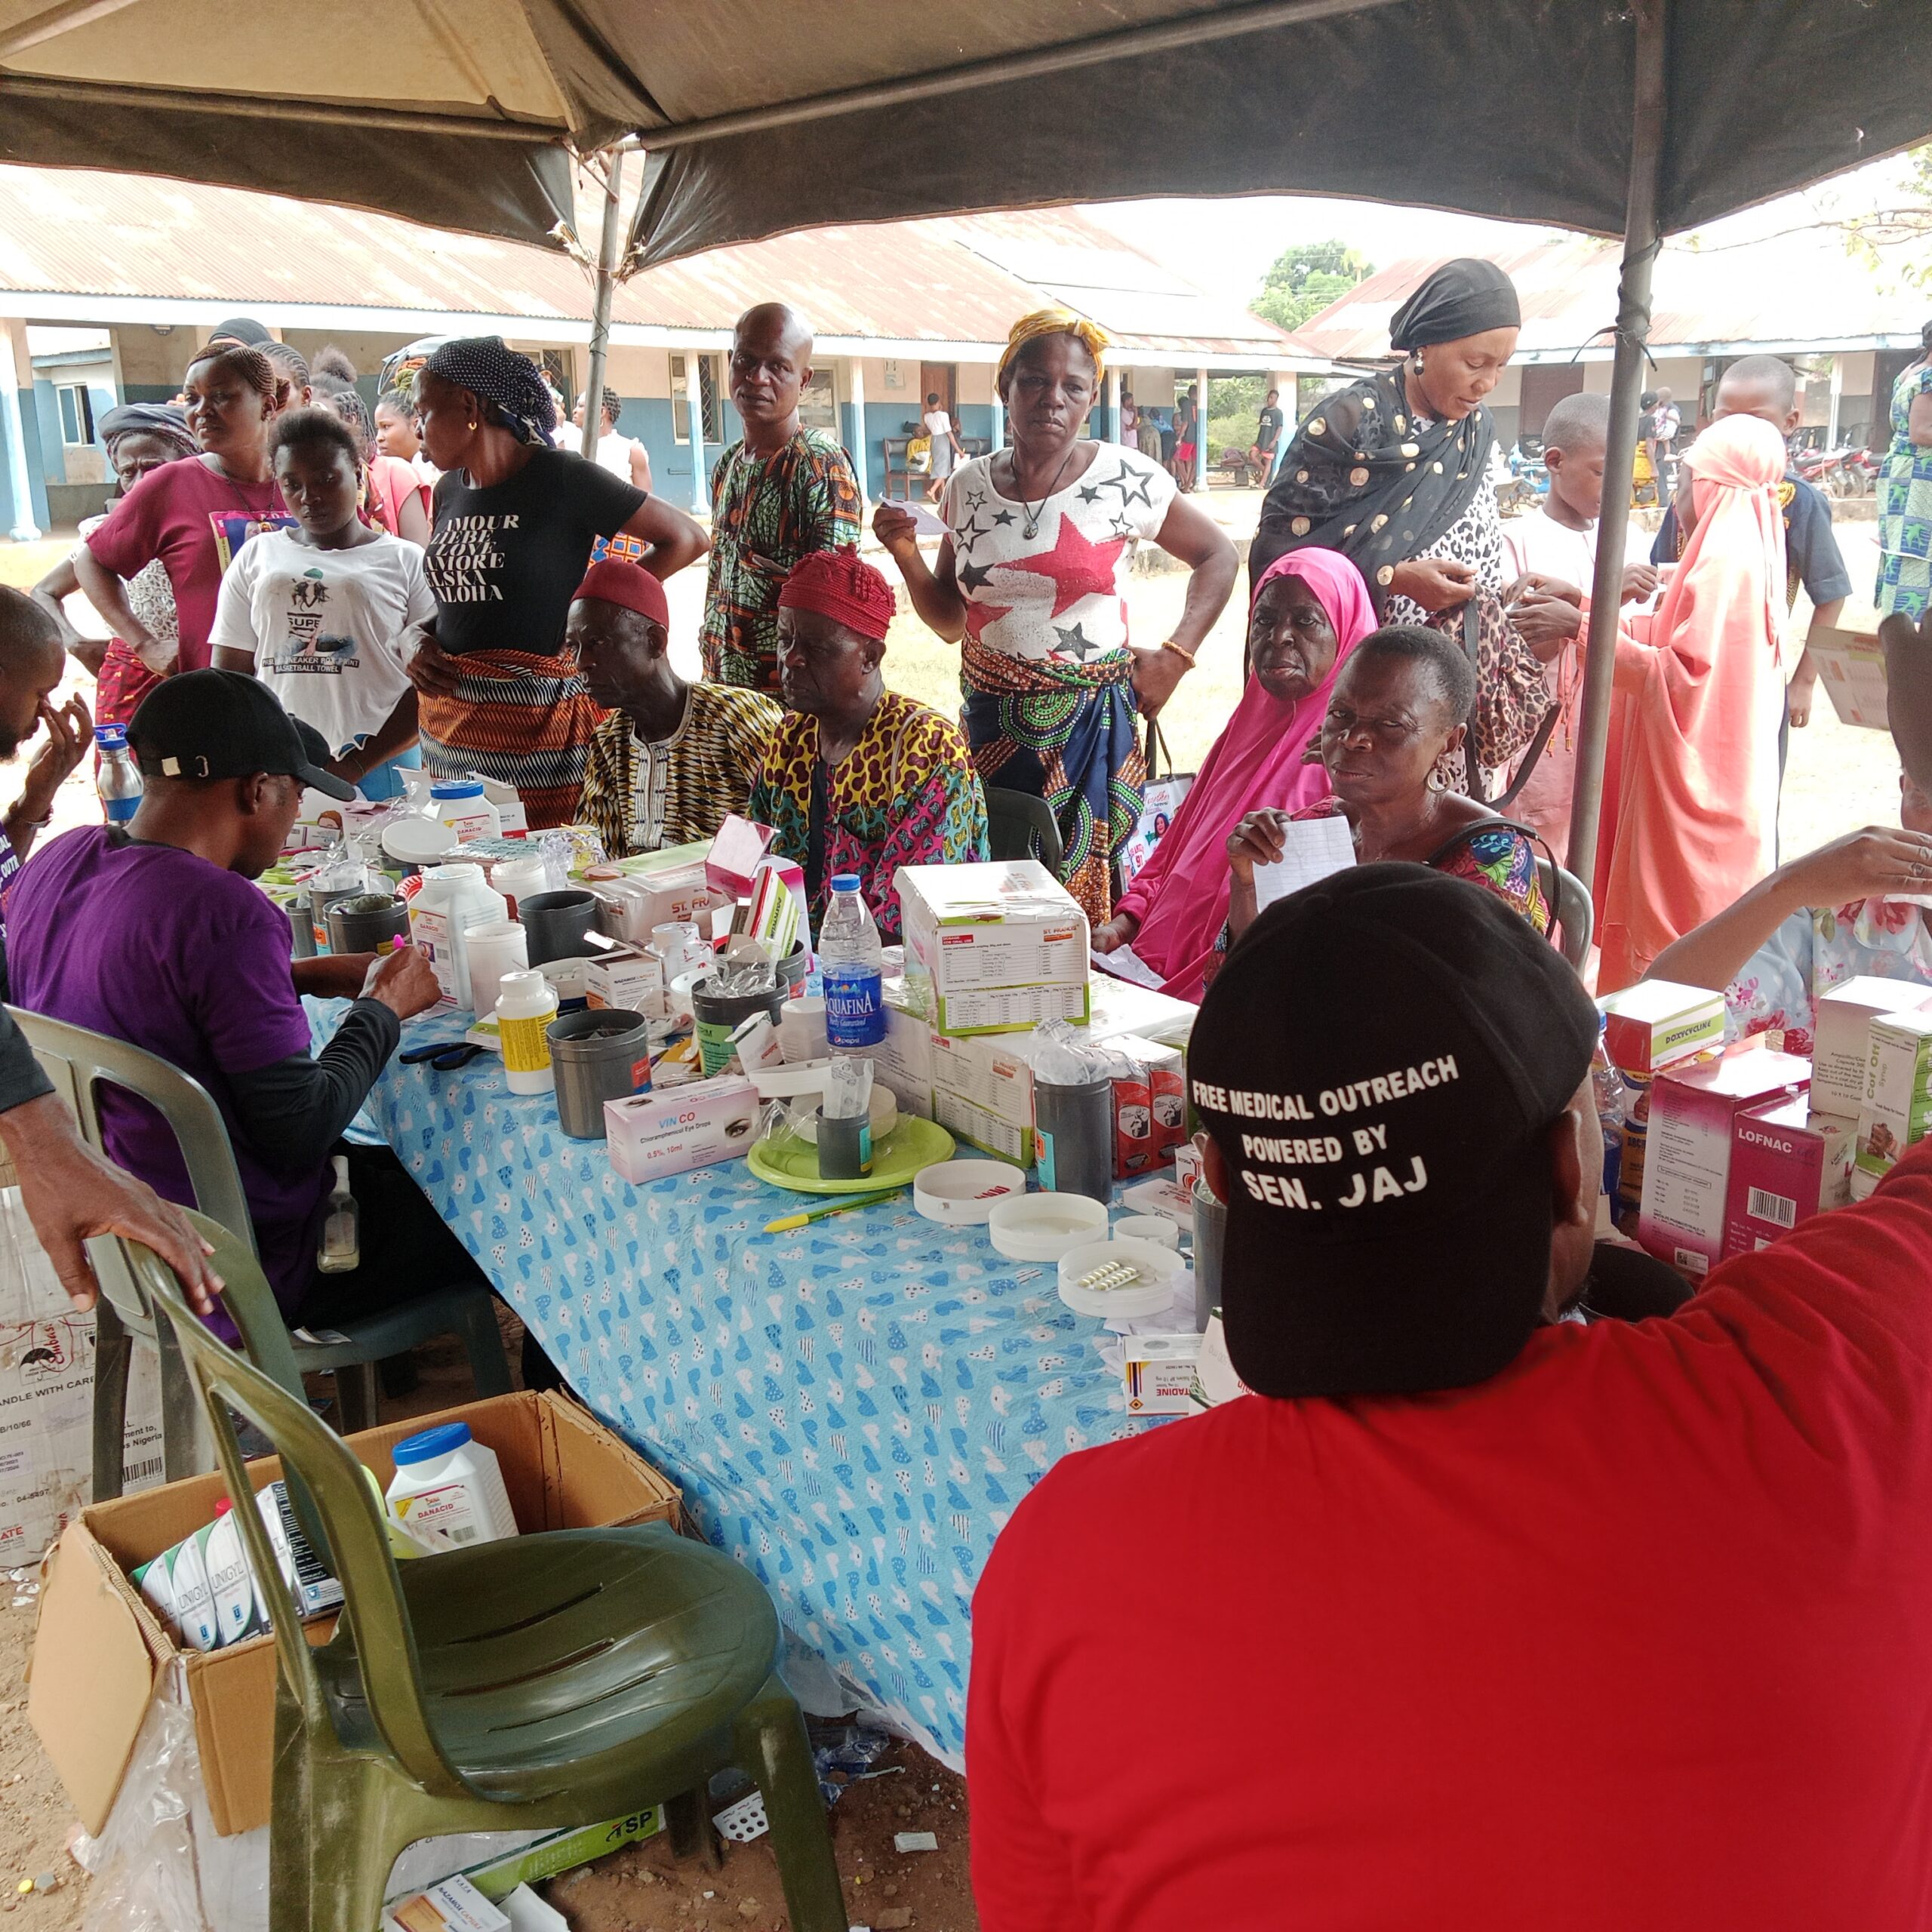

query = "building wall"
[112,324,196,403]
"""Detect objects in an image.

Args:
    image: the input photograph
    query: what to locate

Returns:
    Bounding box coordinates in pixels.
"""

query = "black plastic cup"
[521,889,601,964]
[1032,1077,1114,1203]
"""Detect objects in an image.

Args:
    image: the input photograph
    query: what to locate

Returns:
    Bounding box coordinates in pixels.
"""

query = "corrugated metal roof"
[1291,230,1928,364]
[0,168,1306,360]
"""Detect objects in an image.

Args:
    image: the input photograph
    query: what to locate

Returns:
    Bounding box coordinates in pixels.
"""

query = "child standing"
[210,407,432,799]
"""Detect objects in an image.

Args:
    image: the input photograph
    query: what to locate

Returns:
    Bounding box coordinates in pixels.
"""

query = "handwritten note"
[1252,815,1356,912]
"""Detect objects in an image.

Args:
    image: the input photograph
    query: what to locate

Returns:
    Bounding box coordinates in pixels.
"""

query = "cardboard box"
[896,860,1090,1035]
[385,1875,506,1932]
[1813,977,1932,1119]
[29,1390,679,1839]
[605,1075,760,1184]
[1638,1048,1810,1276]
[1723,1095,1855,1254]
[930,1030,1035,1132]
[593,869,732,945]
[583,945,667,1018]
[1855,1009,1932,1184]
[1083,974,1197,1049]
[1121,1334,1202,1416]
[1106,1035,1186,1177]
[1598,980,1726,1076]
[931,1086,1032,1168]
[0,1189,163,1564]
[869,997,934,1120]
[704,814,777,898]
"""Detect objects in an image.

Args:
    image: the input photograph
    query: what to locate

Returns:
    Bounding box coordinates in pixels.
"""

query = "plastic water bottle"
[94,724,143,824]
[1589,1014,1631,1202]
[819,874,885,1050]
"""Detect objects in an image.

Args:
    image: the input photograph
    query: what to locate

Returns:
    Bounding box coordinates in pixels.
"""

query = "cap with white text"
[1187,862,1597,1398]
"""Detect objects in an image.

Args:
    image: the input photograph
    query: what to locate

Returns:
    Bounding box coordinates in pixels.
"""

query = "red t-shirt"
[968,1142,1932,1930]
[85,456,283,672]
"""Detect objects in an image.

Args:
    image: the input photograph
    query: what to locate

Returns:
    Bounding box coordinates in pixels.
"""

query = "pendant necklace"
[1008,447,1078,540]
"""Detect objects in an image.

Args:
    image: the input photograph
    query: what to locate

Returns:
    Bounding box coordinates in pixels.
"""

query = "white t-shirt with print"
[210,528,433,757]
[941,447,1177,664]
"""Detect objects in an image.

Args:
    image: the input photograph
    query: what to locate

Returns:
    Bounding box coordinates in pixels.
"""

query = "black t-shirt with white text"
[426,448,647,656]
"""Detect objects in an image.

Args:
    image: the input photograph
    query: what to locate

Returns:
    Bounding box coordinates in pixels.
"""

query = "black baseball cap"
[1187,863,1598,1399]
[127,669,355,801]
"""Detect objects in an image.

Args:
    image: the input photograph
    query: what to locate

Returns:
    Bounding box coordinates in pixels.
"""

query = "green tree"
[1254,240,1374,332]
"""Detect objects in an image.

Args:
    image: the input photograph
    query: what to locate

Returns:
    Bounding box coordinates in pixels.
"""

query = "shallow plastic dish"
[1112,1213,1181,1251]
[746,1115,954,1195]
[1057,1236,1186,1319]
[986,1192,1108,1261]
[914,1158,1026,1225]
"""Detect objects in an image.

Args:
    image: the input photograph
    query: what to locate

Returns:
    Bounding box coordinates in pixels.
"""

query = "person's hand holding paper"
[1227,809,1357,915]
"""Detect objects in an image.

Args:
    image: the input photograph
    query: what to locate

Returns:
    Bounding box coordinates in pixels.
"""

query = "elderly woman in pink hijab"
[1596,412,1789,991]
[1093,547,1376,998]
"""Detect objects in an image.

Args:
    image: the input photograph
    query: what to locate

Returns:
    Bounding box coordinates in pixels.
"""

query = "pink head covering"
[1109,546,1376,999]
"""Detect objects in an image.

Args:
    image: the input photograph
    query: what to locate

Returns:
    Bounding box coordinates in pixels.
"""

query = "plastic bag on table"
[1021,1020,1133,1088]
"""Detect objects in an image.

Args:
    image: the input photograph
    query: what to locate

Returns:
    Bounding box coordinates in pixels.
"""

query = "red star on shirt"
[1001,516,1130,617]
[962,600,1013,643]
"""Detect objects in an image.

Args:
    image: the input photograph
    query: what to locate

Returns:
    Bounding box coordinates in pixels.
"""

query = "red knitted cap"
[777,546,894,643]
[574,557,669,629]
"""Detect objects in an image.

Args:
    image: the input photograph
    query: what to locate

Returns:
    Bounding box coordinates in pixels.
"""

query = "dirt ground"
[0,1312,977,1932]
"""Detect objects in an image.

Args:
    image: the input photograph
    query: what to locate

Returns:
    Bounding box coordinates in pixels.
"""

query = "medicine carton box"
[1083,974,1198,1049]
[383,1875,507,1932]
[594,868,732,944]
[1813,976,1932,1119]
[896,860,1091,1035]
[930,1029,1035,1129]
[30,1391,678,1839]
[869,998,934,1119]
[704,814,777,898]
[605,1075,760,1183]
[1723,1094,1854,1254]
[933,1085,1033,1168]
[1598,980,1726,1076]
[1854,1009,1932,1185]
[584,944,666,1017]
[1122,1334,1203,1416]
[1638,1047,1810,1278]
[1106,1035,1186,1178]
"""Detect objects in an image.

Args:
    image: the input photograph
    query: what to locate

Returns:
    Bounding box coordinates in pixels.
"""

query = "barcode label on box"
[1747,1186,1797,1229]
[122,1455,163,1484]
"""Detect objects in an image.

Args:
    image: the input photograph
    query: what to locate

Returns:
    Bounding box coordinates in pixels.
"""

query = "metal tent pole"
[580,148,626,461]
[1564,0,1668,891]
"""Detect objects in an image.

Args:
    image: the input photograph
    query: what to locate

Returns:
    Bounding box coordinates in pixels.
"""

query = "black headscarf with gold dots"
[1251,259,1519,608]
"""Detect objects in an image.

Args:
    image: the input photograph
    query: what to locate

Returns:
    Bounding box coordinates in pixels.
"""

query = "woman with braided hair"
[875,308,1235,921]
[74,342,288,730]
[314,369,432,544]
[404,338,708,828]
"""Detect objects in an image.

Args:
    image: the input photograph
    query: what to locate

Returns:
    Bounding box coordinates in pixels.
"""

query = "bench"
[881,433,992,500]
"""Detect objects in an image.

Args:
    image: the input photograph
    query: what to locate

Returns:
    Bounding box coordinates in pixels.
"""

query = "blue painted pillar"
[2,319,46,541]
[1104,367,1121,443]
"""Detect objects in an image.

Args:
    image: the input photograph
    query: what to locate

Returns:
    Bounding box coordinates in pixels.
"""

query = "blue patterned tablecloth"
[350,1015,1155,1766]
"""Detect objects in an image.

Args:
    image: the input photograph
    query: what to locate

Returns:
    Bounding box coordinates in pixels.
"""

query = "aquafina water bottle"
[94,724,143,825]
[818,874,885,1050]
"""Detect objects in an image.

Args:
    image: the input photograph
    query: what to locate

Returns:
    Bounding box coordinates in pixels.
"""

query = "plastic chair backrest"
[5,1008,304,1373]
[983,786,1064,872]
[1534,859,1594,969]
[129,1214,465,1798]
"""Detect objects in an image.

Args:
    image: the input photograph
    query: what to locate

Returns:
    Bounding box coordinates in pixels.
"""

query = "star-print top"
[940,448,1177,665]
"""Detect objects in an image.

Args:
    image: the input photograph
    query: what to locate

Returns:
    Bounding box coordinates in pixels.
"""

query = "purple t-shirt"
[7,828,325,1309]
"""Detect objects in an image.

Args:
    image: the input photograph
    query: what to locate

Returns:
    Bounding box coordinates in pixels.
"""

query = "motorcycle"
[1496,438,1547,516]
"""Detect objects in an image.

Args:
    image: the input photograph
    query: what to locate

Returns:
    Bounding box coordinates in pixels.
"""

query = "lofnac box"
[895,860,1090,1035]
[1638,1047,1810,1278]
[1722,1094,1854,1256]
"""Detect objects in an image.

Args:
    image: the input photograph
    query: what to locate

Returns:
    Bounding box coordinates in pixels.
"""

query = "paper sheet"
[1091,940,1167,989]
[1251,815,1356,912]
[888,497,951,537]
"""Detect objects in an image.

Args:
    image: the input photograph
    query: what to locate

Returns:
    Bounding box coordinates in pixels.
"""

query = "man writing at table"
[970,864,1932,1930]
[5,669,485,1343]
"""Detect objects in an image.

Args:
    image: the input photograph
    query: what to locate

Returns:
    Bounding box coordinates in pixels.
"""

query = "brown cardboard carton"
[29,1390,679,1838]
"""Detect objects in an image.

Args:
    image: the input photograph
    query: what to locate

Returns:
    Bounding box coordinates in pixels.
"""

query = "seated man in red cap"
[750,547,986,940]
[570,556,780,855]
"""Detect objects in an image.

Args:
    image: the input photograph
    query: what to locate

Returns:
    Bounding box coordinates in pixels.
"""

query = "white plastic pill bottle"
[385,1421,518,1550]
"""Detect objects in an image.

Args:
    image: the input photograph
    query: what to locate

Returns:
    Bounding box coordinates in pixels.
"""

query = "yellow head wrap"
[996,308,1109,390]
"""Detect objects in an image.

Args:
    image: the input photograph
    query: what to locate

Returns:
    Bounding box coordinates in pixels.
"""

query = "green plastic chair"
[6,1007,512,1496]
[129,1214,849,1932]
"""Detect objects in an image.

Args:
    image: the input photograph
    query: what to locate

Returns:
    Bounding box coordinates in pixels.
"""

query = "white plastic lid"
[381,817,460,862]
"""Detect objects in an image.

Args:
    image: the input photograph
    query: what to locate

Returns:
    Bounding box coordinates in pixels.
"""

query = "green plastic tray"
[746,1116,956,1195]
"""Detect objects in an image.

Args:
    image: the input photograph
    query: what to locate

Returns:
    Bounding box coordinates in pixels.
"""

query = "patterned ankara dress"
[748,690,989,941]
[700,430,863,693]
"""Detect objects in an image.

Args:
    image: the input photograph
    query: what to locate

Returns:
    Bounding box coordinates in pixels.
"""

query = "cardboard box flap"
[28,1522,158,1835]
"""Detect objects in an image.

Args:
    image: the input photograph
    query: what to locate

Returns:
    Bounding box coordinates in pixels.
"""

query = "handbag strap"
[1144,716,1172,783]
[1457,595,1560,813]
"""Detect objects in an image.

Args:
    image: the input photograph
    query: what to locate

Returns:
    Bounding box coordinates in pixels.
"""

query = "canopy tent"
[3,0,1929,880]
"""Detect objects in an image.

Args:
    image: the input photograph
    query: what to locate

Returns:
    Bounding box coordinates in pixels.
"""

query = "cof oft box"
[896,860,1090,1035]
[29,1390,679,1840]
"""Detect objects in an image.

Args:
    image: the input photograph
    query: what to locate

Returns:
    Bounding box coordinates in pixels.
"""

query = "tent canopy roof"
[1,0,1926,264]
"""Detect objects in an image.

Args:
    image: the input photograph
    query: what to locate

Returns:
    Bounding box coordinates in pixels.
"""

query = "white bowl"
[1057,1236,1186,1319]
[1112,1213,1180,1250]
[914,1158,1026,1224]
[986,1192,1109,1260]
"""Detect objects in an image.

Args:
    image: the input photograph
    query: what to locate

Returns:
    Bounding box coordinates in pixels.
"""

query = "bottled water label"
[102,796,139,824]
[823,964,885,1048]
